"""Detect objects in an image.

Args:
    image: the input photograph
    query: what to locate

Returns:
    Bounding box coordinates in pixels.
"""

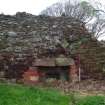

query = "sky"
[0,0,60,15]
[0,0,104,15]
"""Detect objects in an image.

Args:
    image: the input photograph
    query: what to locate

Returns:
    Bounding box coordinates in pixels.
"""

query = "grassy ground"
[0,83,69,105]
[77,96,105,105]
[0,83,105,105]
[70,92,105,105]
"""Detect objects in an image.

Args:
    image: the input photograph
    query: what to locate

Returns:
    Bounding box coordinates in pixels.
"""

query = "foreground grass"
[77,96,105,105]
[0,83,69,105]
[0,83,105,105]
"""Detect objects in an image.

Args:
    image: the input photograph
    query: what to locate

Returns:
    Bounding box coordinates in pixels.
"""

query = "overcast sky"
[0,0,104,15]
[0,0,60,15]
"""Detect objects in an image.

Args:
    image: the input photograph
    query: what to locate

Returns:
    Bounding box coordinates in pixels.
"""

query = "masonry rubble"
[0,12,89,82]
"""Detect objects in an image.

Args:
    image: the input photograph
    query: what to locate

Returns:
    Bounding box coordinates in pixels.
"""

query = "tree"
[41,0,105,40]
[41,1,96,22]
[87,18,105,39]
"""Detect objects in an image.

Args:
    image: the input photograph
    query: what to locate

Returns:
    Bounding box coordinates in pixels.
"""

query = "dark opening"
[38,66,69,81]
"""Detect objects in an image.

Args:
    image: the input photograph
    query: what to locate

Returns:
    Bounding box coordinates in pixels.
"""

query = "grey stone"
[0,12,88,60]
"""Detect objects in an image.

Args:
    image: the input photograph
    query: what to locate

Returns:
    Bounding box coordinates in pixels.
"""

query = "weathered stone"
[0,12,88,59]
[0,12,90,82]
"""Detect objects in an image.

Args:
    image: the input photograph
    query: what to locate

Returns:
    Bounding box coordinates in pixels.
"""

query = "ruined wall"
[0,12,93,81]
[0,12,104,80]
[0,12,88,59]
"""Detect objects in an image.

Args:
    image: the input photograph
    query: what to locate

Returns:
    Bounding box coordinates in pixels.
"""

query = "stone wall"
[0,12,90,81]
[0,12,89,59]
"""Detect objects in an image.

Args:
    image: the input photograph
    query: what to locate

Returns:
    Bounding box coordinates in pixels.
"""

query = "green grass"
[0,83,70,105]
[0,83,105,105]
[69,92,105,105]
[77,96,105,105]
